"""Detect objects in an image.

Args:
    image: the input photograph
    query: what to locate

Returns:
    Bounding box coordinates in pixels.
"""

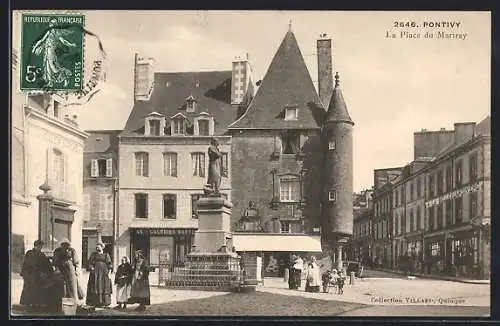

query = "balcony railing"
[49,180,76,203]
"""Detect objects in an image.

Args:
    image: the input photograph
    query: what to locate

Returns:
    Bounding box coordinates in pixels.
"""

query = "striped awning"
[232,234,322,252]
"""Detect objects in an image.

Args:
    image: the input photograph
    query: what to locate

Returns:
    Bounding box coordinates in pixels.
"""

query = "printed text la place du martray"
[386,21,467,40]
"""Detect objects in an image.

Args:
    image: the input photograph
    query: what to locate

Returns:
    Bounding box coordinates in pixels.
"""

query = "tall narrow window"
[428,207,435,231]
[409,210,414,232]
[163,152,178,177]
[437,170,444,195]
[416,178,421,198]
[395,215,399,236]
[469,153,478,182]
[135,152,149,177]
[437,203,444,229]
[191,152,205,177]
[455,159,463,187]
[281,131,300,154]
[279,178,300,202]
[416,206,421,231]
[198,120,209,136]
[221,152,229,178]
[445,166,453,192]
[445,200,453,226]
[52,149,65,183]
[149,120,160,136]
[455,197,463,223]
[191,194,202,219]
[106,194,113,220]
[97,159,107,177]
[469,192,478,219]
[428,174,435,198]
[410,183,414,201]
[134,194,148,219]
[173,118,186,135]
[163,194,176,219]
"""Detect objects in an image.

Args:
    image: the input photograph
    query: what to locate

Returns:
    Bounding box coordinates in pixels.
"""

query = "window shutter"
[106,158,113,177]
[144,154,149,177]
[91,159,98,177]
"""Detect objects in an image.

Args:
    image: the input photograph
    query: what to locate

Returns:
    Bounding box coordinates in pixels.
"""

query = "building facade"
[82,130,120,269]
[11,49,88,270]
[116,54,254,273]
[372,168,401,268]
[384,119,491,279]
[228,27,355,273]
[350,188,374,265]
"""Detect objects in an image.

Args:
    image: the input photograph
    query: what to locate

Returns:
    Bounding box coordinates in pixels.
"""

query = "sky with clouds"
[12,11,491,192]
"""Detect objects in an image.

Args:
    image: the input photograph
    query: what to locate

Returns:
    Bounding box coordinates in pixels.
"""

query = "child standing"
[337,270,346,295]
[321,270,333,293]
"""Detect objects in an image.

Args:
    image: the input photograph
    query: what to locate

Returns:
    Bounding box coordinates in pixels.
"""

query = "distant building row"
[350,117,491,280]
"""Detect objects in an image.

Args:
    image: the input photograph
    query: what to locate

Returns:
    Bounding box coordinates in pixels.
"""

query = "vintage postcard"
[10,10,491,317]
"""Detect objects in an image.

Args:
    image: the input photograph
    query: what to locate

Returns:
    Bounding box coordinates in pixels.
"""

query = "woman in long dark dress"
[86,242,113,307]
[129,250,150,311]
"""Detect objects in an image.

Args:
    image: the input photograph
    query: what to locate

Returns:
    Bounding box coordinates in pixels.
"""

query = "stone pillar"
[37,181,54,255]
[97,222,103,244]
[194,195,233,253]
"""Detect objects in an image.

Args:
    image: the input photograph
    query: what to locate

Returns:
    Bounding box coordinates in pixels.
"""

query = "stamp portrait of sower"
[21,14,85,91]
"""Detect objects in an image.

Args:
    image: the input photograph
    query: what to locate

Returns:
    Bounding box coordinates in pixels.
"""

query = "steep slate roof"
[121,71,236,136]
[228,28,325,130]
[84,130,121,153]
[325,73,353,125]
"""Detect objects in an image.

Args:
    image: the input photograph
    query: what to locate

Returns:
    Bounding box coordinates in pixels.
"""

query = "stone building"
[82,130,120,268]
[11,48,88,269]
[370,118,490,280]
[228,25,354,273]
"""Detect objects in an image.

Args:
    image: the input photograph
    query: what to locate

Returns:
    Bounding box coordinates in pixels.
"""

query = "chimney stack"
[317,34,333,108]
[134,54,155,102]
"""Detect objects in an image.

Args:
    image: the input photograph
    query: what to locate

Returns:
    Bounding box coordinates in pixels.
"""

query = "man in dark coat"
[20,240,53,307]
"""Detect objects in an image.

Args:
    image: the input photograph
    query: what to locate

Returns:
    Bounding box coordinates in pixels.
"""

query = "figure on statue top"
[204,138,222,196]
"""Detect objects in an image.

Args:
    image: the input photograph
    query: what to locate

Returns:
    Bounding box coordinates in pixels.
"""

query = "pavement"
[10,269,490,317]
[370,267,491,285]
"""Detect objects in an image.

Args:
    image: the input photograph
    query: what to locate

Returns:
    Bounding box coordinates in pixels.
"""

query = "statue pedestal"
[164,194,248,291]
[194,195,233,252]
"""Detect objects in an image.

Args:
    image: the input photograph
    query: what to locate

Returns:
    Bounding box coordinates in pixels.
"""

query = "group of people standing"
[20,239,152,313]
[288,255,321,293]
[287,254,347,295]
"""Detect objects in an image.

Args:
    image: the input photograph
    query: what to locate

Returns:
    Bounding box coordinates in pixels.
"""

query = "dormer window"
[193,112,214,136]
[171,113,187,135]
[198,120,209,136]
[149,119,160,136]
[144,112,165,136]
[284,106,298,121]
[186,95,197,113]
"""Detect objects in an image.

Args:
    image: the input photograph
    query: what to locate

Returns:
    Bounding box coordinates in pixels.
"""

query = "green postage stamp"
[20,14,85,92]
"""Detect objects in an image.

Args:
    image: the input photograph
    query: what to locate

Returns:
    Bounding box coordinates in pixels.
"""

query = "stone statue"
[205,138,222,195]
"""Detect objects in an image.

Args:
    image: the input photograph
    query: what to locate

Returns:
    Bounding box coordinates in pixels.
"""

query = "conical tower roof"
[325,72,354,125]
[229,25,324,129]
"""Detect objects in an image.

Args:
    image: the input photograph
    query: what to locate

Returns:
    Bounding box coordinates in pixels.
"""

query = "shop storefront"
[450,229,479,279]
[424,235,445,275]
[406,237,423,273]
[129,227,196,268]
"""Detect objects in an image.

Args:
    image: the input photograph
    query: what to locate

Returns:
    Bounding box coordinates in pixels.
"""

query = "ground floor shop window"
[451,236,478,278]
[149,236,174,268]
